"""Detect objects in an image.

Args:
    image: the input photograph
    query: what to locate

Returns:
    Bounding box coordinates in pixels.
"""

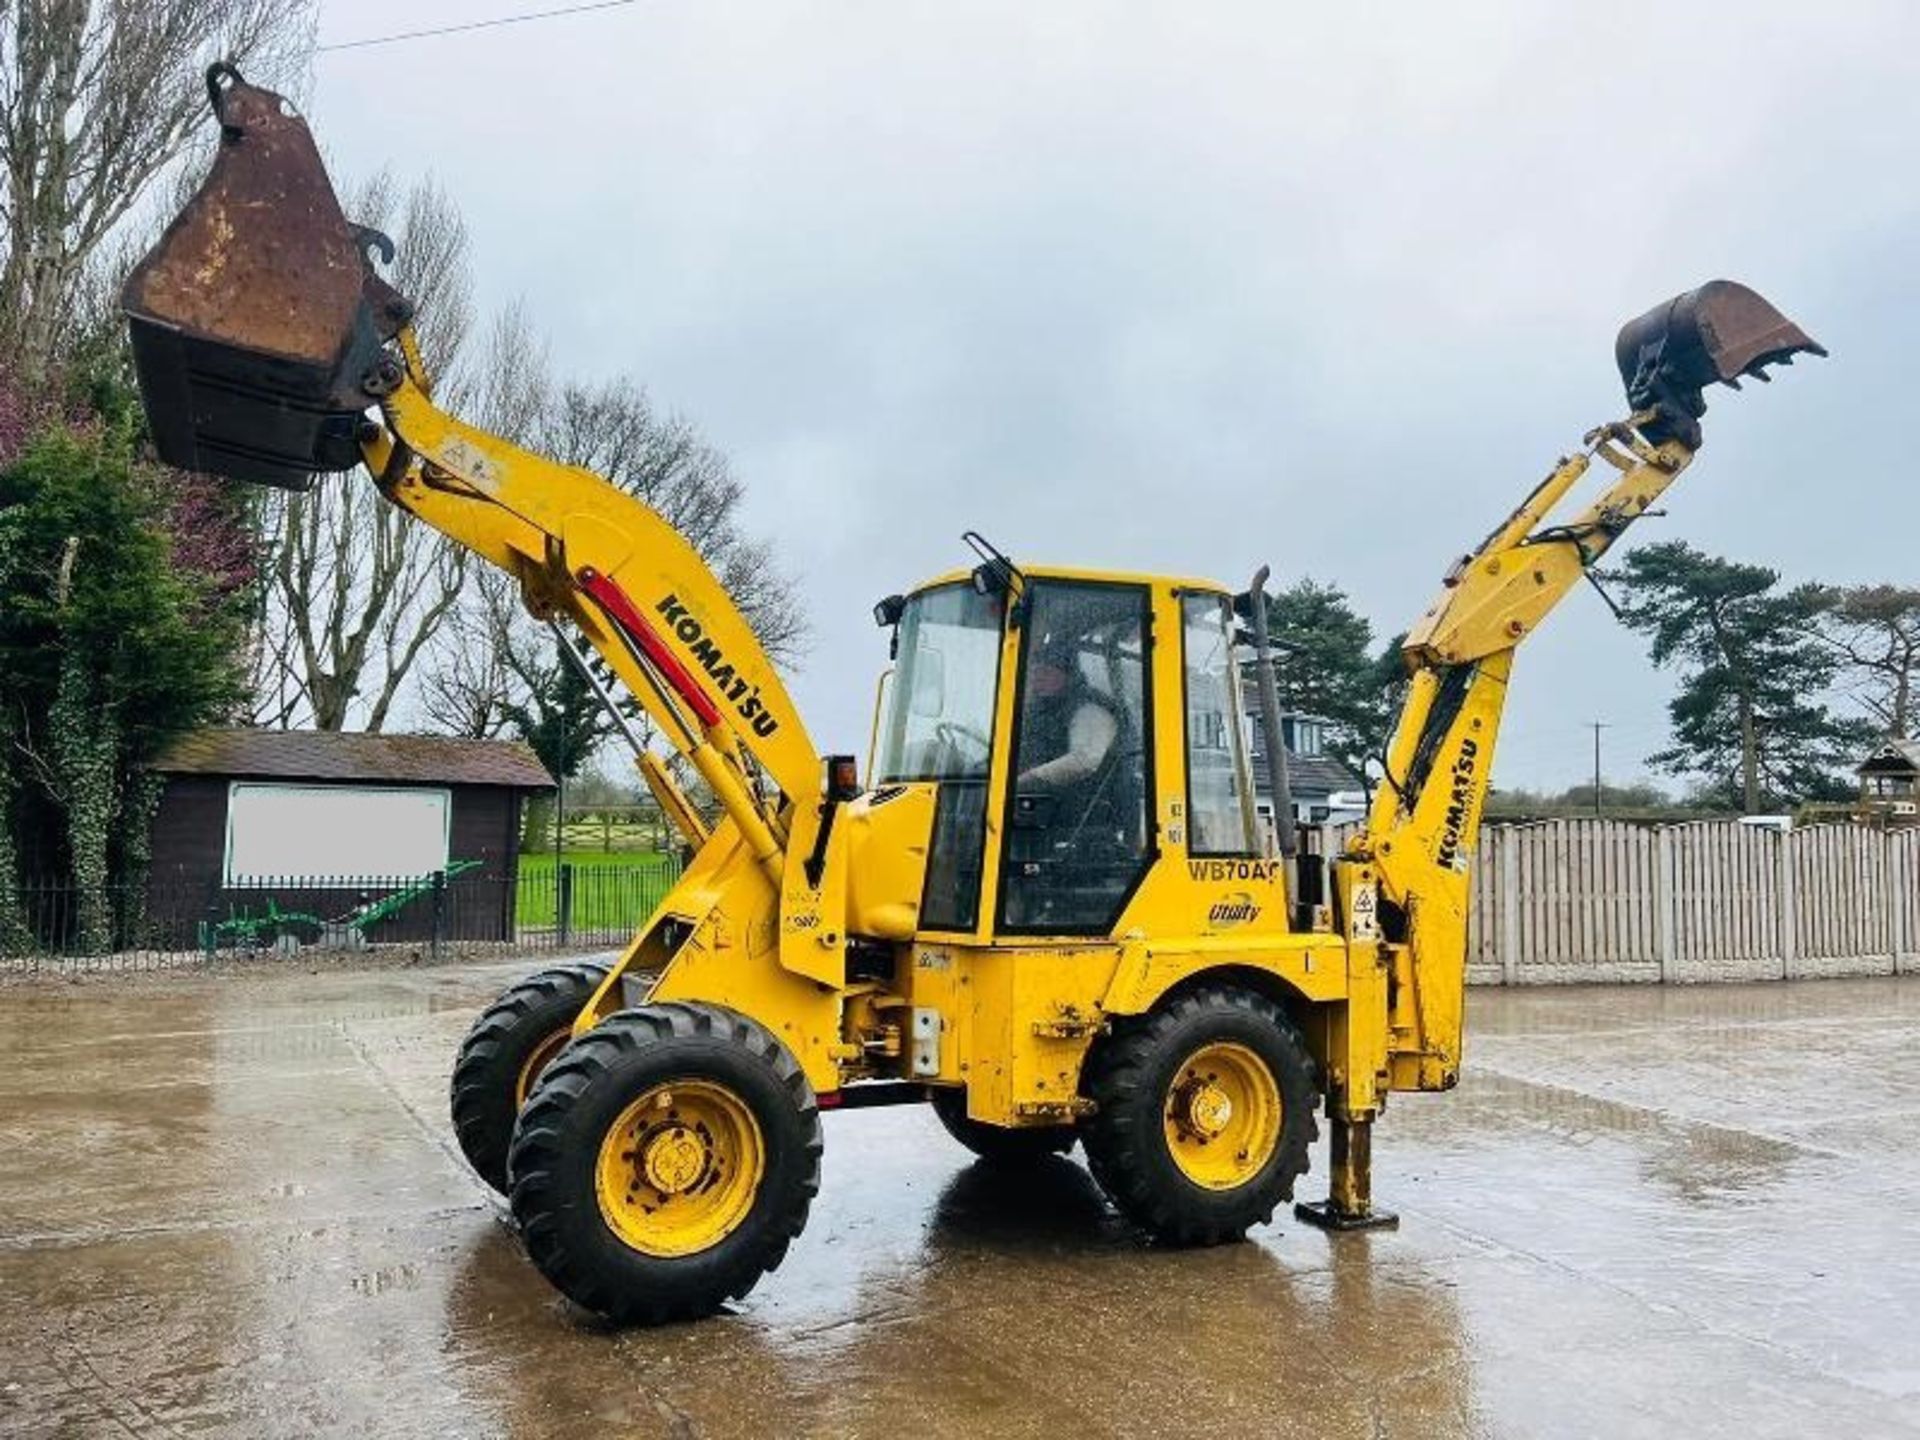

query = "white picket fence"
[1455,821,1920,985]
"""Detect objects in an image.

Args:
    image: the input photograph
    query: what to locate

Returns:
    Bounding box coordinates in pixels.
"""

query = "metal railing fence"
[0,856,682,974]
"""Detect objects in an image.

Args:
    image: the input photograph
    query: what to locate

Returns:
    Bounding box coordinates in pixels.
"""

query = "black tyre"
[450,960,611,1195]
[507,1002,821,1325]
[929,1087,1076,1165]
[1081,985,1318,1245]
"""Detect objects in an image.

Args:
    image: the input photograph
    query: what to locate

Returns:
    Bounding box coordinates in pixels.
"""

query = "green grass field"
[515,850,678,934]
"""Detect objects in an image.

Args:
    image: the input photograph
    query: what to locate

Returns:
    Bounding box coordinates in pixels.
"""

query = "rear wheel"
[1081,985,1318,1244]
[929,1087,1076,1165]
[508,1002,821,1325]
[449,960,610,1194]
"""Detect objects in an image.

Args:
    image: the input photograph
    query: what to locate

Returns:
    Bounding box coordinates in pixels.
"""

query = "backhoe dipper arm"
[1302,282,1822,1233]
[1348,421,1690,1090]
[1340,279,1825,1121]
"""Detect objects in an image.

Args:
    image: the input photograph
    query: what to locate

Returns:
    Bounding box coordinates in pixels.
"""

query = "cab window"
[1181,594,1259,855]
[875,583,1003,931]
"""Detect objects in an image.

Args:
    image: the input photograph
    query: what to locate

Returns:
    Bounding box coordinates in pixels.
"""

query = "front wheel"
[1081,985,1318,1245]
[449,960,610,1194]
[508,1002,821,1325]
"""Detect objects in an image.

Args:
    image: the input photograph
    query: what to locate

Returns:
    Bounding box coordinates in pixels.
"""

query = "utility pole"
[1590,722,1609,817]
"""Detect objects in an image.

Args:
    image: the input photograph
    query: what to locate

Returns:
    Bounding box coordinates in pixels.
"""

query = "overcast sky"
[306,1,1915,793]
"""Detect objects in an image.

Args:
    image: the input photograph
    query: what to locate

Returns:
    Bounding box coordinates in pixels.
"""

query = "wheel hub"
[1180,1081,1234,1139]
[641,1124,708,1195]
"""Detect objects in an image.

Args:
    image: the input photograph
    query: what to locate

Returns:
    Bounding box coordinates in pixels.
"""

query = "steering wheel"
[933,721,992,763]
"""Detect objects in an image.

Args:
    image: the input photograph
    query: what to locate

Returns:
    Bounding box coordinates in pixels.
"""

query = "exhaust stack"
[1615,280,1826,448]
[121,64,406,490]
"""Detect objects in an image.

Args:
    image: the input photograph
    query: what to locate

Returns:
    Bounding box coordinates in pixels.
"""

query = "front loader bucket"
[122,64,405,489]
[1615,280,1826,448]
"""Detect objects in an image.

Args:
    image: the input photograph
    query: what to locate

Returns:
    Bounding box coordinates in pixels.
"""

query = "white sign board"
[225,783,452,884]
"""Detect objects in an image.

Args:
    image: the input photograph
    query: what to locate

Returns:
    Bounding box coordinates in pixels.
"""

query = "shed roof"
[1857,738,1920,776]
[153,728,554,789]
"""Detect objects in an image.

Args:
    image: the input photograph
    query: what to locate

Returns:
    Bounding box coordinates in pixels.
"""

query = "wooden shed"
[145,728,553,944]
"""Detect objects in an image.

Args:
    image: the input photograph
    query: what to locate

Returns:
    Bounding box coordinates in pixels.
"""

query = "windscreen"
[873,584,1004,783]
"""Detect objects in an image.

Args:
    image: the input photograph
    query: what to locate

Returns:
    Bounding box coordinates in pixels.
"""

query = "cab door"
[996,579,1155,934]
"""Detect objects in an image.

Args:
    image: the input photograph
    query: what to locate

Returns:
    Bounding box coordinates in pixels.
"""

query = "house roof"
[1281,752,1364,797]
[1249,750,1364,799]
[1857,738,1920,776]
[153,728,555,789]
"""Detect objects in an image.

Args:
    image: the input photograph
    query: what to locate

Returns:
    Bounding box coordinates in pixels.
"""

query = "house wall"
[145,777,525,944]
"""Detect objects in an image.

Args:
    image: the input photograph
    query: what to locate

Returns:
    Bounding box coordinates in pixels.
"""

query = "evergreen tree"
[0,420,246,947]
[1607,541,1866,810]
[1261,578,1399,780]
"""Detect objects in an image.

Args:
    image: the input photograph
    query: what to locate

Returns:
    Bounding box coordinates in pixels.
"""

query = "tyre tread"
[508,1001,821,1325]
[1082,985,1319,1245]
[449,960,612,1193]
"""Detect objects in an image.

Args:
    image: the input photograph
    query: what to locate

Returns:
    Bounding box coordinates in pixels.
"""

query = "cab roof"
[907,563,1233,597]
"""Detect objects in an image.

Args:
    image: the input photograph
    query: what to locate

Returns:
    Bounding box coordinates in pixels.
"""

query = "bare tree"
[417,565,521,739]
[250,172,474,731]
[0,0,314,376]
[1811,584,1920,740]
[536,376,808,662]
[414,330,808,750]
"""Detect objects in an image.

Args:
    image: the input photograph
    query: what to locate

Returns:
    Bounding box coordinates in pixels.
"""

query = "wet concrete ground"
[1,963,1916,1439]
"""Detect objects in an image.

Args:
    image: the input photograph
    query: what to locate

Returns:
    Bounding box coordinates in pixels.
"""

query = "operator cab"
[871,550,1266,941]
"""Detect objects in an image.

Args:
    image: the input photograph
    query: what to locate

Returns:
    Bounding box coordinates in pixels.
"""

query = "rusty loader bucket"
[122,65,407,490]
[1615,280,1826,447]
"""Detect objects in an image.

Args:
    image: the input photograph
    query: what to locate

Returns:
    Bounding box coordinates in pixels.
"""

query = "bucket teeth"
[1614,280,1824,449]
[121,64,404,490]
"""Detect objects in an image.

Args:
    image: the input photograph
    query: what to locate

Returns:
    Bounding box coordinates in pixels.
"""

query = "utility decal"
[1434,736,1479,872]
[1187,858,1282,883]
[1208,892,1261,926]
[656,594,781,738]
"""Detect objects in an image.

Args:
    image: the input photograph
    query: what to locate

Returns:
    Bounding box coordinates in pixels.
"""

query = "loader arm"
[118,65,820,888]
[361,362,816,880]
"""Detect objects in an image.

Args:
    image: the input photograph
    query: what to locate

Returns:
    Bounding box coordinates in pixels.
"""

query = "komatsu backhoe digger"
[122,68,1825,1324]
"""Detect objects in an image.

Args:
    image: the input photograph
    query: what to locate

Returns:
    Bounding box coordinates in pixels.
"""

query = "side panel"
[945,946,1118,1125]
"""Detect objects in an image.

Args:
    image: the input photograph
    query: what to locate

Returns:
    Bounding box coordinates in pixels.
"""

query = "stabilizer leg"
[1295,1112,1399,1232]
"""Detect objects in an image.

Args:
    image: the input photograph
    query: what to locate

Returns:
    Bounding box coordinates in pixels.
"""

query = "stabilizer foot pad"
[1293,1200,1400,1232]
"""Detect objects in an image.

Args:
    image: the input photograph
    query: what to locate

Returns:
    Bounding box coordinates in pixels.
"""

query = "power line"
[316,0,638,54]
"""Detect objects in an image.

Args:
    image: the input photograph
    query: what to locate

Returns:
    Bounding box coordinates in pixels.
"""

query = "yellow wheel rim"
[593,1080,765,1258]
[1162,1041,1282,1191]
[515,1027,573,1108]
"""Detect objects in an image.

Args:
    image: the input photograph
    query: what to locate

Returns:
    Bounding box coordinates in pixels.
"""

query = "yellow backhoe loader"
[122,68,1825,1324]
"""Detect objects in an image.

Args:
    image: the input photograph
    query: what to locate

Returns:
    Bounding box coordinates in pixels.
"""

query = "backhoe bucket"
[121,65,405,490]
[1615,280,1825,448]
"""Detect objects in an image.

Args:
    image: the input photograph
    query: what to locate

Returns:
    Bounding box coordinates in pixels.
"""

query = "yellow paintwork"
[635,750,709,849]
[843,783,939,940]
[362,353,1702,1176]
[593,1079,766,1258]
[1162,1041,1282,1190]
